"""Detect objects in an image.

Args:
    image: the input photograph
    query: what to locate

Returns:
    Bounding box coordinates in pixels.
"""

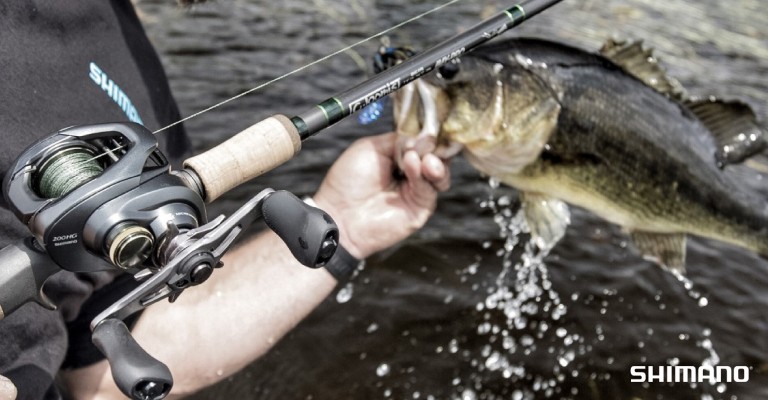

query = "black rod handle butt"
[0,238,60,320]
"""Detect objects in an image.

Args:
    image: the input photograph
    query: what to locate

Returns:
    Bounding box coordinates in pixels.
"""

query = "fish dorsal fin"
[599,38,686,101]
[684,97,767,167]
[629,230,687,275]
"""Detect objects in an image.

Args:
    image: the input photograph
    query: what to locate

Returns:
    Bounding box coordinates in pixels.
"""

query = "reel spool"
[35,144,104,199]
[3,122,206,273]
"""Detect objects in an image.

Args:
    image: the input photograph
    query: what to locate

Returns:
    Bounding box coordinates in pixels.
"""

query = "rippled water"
[134,0,768,398]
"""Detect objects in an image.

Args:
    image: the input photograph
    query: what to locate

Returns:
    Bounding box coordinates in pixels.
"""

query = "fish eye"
[438,60,460,80]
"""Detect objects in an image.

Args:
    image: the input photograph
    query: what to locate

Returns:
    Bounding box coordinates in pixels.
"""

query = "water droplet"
[717,383,727,393]
[698,297,708,307]
[448,339,459,353]
[556,327,567,338]
[461,389,477,400]
[376,363,390,377]
[485,351,503,370]
[520,335,534,347]
[558,350,575,367]
[336,283,353,303]
[466,262,479,275]
[366,323,379,333]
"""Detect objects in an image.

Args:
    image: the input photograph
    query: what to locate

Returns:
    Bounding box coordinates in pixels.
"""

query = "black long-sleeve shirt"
[0,1,189,398]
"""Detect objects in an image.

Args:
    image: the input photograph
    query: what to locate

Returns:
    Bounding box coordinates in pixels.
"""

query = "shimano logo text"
[630,365,749,384]
[89,62,144,124]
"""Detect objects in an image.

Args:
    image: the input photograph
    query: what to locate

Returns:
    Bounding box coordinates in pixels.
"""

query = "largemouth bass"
[394,37,768,272]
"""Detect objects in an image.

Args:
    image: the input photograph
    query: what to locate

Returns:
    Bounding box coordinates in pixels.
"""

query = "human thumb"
[0,375,16,400]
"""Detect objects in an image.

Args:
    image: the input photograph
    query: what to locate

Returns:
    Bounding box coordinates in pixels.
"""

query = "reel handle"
[92,318,173,400]
[0,239,59,321]
[183,115,301,202]
[262,191,339,268]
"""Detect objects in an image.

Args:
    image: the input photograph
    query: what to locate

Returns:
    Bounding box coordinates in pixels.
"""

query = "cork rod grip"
[183,115,301,202]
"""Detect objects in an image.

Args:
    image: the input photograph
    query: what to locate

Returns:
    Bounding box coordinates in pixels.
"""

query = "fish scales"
[504,44,768,246]
[396,37,768,267]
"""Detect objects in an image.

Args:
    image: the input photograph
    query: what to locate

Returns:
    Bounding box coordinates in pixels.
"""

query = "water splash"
[671,269,725,395]
[672,269,710,308]
[447,180,583,399]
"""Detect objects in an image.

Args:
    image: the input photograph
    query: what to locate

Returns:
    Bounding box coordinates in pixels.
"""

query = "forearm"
[138,228,337,395]
[64,228,338,399]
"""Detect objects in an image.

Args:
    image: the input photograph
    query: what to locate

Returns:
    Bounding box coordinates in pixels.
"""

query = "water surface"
[134,0,768,398]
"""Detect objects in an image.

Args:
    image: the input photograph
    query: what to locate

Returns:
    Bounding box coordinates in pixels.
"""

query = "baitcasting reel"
[4,123,205,274]
[0,122,339,400]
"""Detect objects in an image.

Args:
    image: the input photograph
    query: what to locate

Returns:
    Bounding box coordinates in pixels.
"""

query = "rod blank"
[183,0,563,201]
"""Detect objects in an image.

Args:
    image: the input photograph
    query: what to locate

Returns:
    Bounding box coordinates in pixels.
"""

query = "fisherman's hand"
[314,132,451,259]
[0,375,16,400]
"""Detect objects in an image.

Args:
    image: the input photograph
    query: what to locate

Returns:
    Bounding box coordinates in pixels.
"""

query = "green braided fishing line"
[37,148,104,198]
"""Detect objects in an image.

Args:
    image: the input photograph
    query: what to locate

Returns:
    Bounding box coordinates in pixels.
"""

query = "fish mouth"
[393,78,460,162]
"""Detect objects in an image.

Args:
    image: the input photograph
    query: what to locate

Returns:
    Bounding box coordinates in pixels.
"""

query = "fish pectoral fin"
[521,192,571,253]
[599,38,686,101]
[684,98,767,168]
[629,230,687,274]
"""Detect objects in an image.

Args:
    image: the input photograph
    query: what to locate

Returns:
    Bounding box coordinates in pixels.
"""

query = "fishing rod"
[0,0,563,399]
[184,0,563,202]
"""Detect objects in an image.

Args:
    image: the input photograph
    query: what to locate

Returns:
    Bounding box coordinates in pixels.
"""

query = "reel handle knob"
[262,191,339,268]
[92,318,173,400]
